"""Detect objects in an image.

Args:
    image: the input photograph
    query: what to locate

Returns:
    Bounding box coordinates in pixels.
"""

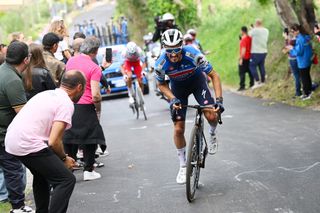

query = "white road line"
[130,126,147,130]
[278,162,320,173]
[235,170,272,182]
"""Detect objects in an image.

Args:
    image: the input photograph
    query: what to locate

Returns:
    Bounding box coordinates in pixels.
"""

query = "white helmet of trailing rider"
[126,41,137,54]
[183,33,193,41]
[162,29,183,47]
[162,13,175,21]
[187,29,197,36]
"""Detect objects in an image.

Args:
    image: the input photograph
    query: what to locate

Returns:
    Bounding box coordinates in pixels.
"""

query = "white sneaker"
[251,81,264,90]
[176,167,186,184]
[83,170,101,181]
[96,147,110,157]
[76,149,83,159]
[10,205,34,213]
[128,96,135,104]
[208,134,218,155]
[93,161,104,168]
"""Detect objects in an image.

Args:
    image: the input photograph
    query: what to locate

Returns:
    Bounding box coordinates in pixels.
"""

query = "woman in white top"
[49,20,72,63]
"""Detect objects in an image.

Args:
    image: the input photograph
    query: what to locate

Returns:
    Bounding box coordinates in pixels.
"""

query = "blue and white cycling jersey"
[155,45,215,121]
[155,45,213,85]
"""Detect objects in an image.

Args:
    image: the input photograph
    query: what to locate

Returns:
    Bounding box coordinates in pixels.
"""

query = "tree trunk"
[196,0,202,18]
[274,0,298,28]
[274,0,316,34]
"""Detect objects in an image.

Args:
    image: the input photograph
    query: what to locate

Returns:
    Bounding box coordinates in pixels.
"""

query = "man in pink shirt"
[5,70,86,213]
[63,36,106,181]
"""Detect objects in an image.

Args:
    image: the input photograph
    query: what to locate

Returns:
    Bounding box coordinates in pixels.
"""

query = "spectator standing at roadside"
[5,70,86,213]
[42,32,66,85]
[49,19,72,63]
[249,19,269,88]
[287,24,313,100]
[9,32,25,43]
[0,41,33,213]
[282,28,301,97]
[120,16,128,44]
[238,26,254,91]
[23,43,56,100]
[64,37,106,181]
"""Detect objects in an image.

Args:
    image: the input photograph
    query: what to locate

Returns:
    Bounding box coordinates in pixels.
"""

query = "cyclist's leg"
[133,61,144,91]
[171,84,189,168]
[193,74,218,154]
[123,61,134,102]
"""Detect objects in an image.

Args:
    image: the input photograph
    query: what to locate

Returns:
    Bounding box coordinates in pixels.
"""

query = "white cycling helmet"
[162,29,183,47]
[126,41,137,54]
[187,29,196,36]
[162,13,175,21]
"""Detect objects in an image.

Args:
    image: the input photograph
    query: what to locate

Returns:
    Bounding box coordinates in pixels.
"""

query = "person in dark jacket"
[24,43,56,100]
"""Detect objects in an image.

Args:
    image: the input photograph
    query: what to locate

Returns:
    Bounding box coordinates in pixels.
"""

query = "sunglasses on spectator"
[165,47,182,54]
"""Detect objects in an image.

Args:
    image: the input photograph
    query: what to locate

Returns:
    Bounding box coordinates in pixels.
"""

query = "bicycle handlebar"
[181,105,223,125]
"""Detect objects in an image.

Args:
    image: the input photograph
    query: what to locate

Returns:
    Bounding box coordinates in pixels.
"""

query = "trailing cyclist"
[121,41,146,105]
[155,29,224,184]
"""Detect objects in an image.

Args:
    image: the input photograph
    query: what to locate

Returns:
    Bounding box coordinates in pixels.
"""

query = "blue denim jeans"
[0,144,26,209]
[289,59,302,96]
[0,168,8,201]
[249,53,267,82]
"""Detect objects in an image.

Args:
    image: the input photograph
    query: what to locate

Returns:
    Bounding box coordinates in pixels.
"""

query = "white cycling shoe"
[208,134,218,155]
[176,167,186,184]
[128,96,135,104]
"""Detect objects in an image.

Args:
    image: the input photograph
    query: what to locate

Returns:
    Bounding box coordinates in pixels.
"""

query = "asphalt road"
[66,81,320,213]
[62,2,320,213]
[68,1,115,40]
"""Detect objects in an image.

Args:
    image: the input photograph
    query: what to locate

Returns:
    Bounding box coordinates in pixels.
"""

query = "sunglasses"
[165,47,182,54]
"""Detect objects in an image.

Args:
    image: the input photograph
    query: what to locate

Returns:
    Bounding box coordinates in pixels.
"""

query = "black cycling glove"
[215,97,225,113]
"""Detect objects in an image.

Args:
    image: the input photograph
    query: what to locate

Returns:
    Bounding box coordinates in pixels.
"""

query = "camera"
[283,28,289,35]
[314,22,319,29]
[154,16,166,31]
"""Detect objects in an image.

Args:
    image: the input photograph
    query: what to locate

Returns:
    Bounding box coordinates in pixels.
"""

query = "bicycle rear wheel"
[137,86,147,120]
[186,126,201,202]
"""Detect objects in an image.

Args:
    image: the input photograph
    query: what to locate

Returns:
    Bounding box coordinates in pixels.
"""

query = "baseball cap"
[42,33,62,47]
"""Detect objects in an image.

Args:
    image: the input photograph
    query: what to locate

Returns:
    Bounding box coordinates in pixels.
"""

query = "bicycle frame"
[130,66,147,120]
[185,105,222,202]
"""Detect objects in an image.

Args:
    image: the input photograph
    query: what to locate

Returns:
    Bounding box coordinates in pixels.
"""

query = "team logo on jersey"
[202,89,207,99]
[185,52,195,59]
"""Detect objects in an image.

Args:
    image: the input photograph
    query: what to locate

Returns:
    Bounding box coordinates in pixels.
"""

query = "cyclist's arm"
[207,69,222,99]
[157,81,175,100]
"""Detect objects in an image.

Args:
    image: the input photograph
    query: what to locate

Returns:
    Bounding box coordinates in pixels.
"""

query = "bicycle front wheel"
[137,86,147,120]
[186,126,201,202]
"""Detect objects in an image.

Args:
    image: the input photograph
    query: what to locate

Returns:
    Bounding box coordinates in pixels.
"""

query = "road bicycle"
[129,68,147,120]
[184,105,222,202]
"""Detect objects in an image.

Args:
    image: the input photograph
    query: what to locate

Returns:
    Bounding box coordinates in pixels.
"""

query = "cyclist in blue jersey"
[155,29,224,184]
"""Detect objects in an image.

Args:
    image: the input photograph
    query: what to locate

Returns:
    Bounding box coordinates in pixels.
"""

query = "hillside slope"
[198,0,320,109]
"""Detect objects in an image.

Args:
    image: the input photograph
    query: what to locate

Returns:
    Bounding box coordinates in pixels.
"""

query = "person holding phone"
[121,41,146,105]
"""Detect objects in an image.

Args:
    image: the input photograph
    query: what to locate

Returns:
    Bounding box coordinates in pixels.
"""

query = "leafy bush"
[116,0,199,41]
[0,0,50,44]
